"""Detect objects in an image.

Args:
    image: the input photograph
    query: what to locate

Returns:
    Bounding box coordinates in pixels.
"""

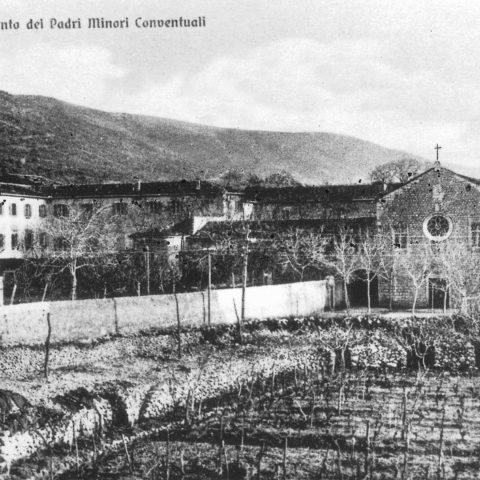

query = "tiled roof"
[243,183,402,204]
[194,217,376,238]
[0,179,224,199]
[46,180,224,199]
[454,172,480,186]
[130,219,193,239]
[0,183,44,197]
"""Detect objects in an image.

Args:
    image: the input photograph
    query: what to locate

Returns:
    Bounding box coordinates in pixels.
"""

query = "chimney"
[137,179,142,192]
[196,180,201,190]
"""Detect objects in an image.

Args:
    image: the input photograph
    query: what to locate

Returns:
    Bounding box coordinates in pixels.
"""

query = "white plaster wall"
[0,194,48,259]
[0,280,327,345]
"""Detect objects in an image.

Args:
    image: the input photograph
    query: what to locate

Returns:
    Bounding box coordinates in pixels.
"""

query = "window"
[282,208,291,220]
[11,233,18,249]
[54,236,69,251]
[39,232,47,248]
[393,223,408,249]
[24,204,32,218]
[472,222,480,248]
[24,230,34,250]
[53,204,69,217]
[10,203,17,216]
[0,234,4,249]
[81,203,93,216]
[147,201,162,214]
[423,214,452,242]
[112,202,127,215]
[39,205,47,218]
[0,202,3,215]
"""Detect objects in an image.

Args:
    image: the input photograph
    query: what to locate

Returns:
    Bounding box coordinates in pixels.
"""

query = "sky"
[1,0,480,168]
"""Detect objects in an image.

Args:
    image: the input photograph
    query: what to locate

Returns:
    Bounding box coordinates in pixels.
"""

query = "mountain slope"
[0,91,426,184]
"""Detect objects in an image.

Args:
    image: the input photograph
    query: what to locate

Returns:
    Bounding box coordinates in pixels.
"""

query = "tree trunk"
[343,277,350,313]
[367,276,371,314]
[71,268,77,301]
[412,287,418,315]
[173,280,181,359]
[389,274,393,311]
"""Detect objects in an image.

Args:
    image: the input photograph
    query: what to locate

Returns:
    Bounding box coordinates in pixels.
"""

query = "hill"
[0,90,427,184]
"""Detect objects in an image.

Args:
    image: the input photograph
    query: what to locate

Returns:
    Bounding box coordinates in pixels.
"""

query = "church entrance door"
[348,270,378,308]
[428,278,449,310]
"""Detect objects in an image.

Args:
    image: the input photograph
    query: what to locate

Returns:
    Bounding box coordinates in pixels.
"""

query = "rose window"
[423,214,452,242]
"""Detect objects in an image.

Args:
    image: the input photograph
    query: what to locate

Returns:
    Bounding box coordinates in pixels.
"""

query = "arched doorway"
[348,270,378,308]
[428,277,449,310]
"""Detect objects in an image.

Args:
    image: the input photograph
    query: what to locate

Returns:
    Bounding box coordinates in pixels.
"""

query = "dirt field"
[4,319,480,479]
[45,369,480,480]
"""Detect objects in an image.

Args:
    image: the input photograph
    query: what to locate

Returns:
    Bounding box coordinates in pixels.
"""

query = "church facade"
[377,166,480,310]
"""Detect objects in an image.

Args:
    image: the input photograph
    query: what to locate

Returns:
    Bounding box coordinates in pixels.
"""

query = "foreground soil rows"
[12,368,480,479]
[2,319,480,479]
[1,331,321,475]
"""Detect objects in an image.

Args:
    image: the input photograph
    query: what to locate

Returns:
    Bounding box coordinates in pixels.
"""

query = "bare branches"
[274,227,328,282]
[322,226,361,312]
[38,203,121,300]
[397,242,433,315]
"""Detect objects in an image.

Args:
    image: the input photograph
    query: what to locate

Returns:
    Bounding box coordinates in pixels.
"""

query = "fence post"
[173,281,181,358]
[145,246,150,296]
[44,313,52,380]
[113,297,119,335]
[208,251,211,326]
[241,253,248,322]
[241,225,249,323]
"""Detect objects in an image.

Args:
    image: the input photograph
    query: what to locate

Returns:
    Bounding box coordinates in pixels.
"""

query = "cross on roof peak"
[434,144,442,166]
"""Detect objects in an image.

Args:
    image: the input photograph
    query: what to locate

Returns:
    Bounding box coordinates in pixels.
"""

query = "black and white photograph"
[1,0,480,478]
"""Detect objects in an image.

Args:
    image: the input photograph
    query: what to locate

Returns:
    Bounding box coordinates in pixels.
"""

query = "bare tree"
[275,227,328,282]
[397,242,433,314]
[323,226,361,313]
[318,319,355,373]
[40,202,121,300]
[437,241,480,314]
[358,229,382,313]
[376,225,401,311]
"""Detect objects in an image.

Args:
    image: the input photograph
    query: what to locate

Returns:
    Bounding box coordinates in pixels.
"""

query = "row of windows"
[53,202,129,217]
[0,231,48,251]
[0,203,47,218]
[0,202,130,218]
[0,200,174,219]
[0,232,93,252]
[52,201,167,217]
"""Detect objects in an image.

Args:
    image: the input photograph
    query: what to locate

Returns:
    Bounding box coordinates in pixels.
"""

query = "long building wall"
[0,184,233,262]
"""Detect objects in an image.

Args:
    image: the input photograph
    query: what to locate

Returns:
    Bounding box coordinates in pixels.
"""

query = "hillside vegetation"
[0,90,426,185]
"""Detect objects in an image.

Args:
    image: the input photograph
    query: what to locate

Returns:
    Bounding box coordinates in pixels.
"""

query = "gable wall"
[377,168,480,308]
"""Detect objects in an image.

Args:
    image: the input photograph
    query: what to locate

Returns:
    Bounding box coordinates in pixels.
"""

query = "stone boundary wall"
[0,280,327,346]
